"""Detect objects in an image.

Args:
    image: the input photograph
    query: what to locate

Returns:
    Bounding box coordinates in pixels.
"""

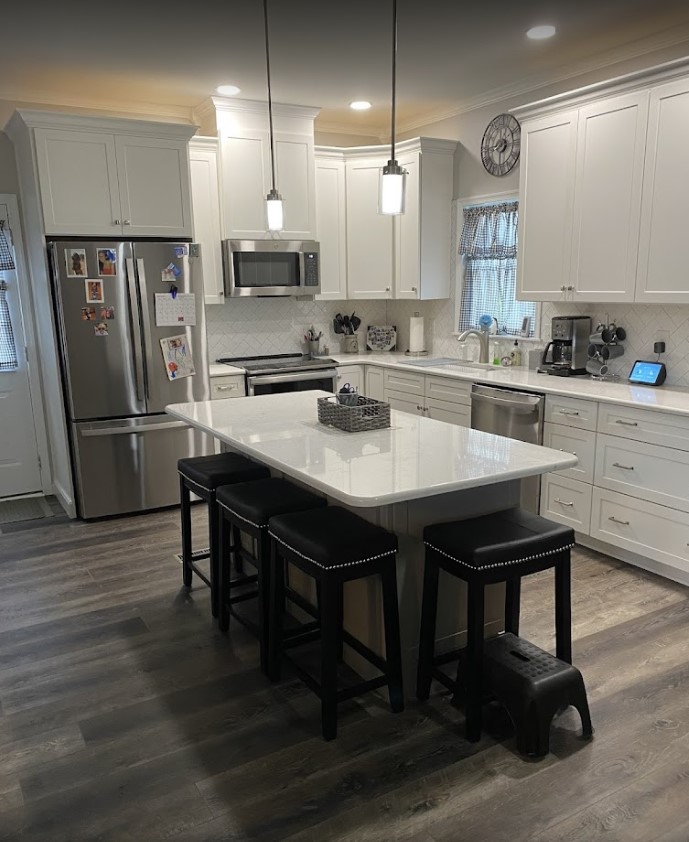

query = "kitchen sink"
[401,358,497,371]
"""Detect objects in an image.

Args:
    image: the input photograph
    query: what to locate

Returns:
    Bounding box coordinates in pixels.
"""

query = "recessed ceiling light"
[526,24,556,40]
[216,85,241,96]
[350,101,372,111]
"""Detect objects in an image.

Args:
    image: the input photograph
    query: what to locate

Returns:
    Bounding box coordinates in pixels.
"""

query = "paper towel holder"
[405,311,428,356]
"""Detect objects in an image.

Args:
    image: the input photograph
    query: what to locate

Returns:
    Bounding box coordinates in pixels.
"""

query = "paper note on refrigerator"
[154,292,196,326]
[160,335,195,381]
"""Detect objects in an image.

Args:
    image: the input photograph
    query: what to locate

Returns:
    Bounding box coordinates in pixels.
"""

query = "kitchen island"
[167,392,577,692]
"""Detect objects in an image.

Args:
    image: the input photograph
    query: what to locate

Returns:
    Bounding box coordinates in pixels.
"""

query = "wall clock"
[481,113,521,176]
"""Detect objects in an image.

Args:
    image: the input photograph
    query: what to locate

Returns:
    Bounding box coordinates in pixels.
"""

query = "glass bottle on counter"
[510,340,522,366]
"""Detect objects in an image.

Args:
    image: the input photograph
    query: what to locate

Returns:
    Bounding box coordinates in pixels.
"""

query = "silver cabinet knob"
[560,285,566,292]
[567,285,574,291]
[123,219,131,225]
[114,219,121,225]
[385,287,391,292]
[411,286,417,292]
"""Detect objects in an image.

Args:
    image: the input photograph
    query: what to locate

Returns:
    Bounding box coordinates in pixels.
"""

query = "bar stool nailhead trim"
[423,541,575,571]
[269,532,397,571]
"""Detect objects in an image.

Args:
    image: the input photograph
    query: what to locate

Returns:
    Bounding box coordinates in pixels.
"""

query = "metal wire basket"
[317,395,391,433]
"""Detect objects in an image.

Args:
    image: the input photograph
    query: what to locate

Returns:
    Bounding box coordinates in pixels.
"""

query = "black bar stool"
[416,507,575,743]
[267,506,404,741]
[178,453,269,617]
[216,477,328,672]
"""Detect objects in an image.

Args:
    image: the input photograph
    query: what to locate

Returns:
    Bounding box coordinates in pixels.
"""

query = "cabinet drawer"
[425,375,472,406]
[594,433,689,513]
[543,423,596,483]
[545,395,598,430]
[386,390,423,415]
[383,369,425,397]
[597,403,689,452]
[591,487,689,576]
[425,397,471,427]
[540,474,592,534]
[210,375,245,399]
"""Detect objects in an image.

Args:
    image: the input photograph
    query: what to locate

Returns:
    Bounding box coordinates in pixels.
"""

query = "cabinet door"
[315,156,347,300]
[636,77,689,303]
[115,135,192,237]
[365,367,385,401]
[34,129,122,235]
[571,92,648,302]
[221,132,268,239]
[336,365,364,394]
[275,132,316,240]
[517,110,578,301]
[189,140,224,304]
[346,158,393,298]
[395,151,421,299]
[386,390,423,415]
[425,398,471,427]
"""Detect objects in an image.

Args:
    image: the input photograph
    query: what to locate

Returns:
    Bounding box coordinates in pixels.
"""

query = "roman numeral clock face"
[481,113,521,176]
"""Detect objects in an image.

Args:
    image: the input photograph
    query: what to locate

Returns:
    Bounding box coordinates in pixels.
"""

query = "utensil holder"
[308,340,320,357]
[343,335,359,354]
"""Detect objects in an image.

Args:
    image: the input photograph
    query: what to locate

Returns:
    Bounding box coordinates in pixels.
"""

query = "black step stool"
[178,453,269,617]
[417,507,575,743]
[216,477,328,673]
[483,633,593,757]
[267,506,404,741]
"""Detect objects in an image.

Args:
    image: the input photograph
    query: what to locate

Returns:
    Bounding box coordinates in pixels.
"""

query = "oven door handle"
[248,370,336,388]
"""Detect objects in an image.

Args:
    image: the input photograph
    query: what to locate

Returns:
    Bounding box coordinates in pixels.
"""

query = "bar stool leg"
[555,552,572,664]
[267,541,285,683]
[217,514,231,633]
[320,579,339,741]
[334,582,344,663]
[180,477,193,588]
[505,577,521,635]
[257,530,272,675]
[416,556,440,701]
[208,496,220,619]
[462,580,485,743]
[381,566,404,713]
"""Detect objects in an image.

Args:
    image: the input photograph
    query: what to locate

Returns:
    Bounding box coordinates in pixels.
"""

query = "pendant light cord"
[390,0,397,163]
[263,0,277,192]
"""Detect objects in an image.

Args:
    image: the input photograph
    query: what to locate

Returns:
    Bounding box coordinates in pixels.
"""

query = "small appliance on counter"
[586,321,626,379]
[537,316,591,376]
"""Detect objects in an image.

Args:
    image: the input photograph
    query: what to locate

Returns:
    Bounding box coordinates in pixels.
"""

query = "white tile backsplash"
[206,294,689,387]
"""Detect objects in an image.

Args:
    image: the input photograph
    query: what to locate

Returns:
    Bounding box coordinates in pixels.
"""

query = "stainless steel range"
[217,354,337,396]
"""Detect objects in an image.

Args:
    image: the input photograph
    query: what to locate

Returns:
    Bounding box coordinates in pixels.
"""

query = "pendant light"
[380,0,406,215]
[263,0,283,232]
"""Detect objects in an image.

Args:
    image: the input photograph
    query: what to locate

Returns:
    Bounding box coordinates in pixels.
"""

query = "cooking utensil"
[350,313,361,333]
[342,315,351,334]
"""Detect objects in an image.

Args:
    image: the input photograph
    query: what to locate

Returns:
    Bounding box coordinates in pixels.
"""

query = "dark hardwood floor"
[1,504,689,841]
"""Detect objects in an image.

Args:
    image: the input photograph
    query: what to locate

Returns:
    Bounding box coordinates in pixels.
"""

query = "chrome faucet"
[456,325,491,364]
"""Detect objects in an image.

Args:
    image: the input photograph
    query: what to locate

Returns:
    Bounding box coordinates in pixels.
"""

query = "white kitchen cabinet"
[425,398,471,427]
[189,137,224,304]
[383,369,471,426]
[517,110,578,301]
[336,365,364,395]
[636,76,689,303]
[386,391,424,415]
[541,474,593,534]
[543,422,596,484]
[569,91,648,303]
[213,98,319,241]
[315,152,347,300]
[33,117,194,237]
[346,156,394,299]
[210,374,245,399]
[365,366,385,401]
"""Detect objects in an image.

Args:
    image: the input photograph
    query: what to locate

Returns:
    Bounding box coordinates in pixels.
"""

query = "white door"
[0,199,42,497]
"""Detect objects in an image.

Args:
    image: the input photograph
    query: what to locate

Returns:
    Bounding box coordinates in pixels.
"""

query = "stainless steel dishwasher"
[471,383,545,513]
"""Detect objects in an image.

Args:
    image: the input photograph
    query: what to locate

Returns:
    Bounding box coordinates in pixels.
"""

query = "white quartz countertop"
[209,363,244,377]
[330,353,689,416]
[166,391,576,507]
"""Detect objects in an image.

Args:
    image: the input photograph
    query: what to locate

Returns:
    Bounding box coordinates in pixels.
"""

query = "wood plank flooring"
[1,505,689,841]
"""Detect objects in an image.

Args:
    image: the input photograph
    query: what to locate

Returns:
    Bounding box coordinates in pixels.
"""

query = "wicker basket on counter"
[317,395,391,433]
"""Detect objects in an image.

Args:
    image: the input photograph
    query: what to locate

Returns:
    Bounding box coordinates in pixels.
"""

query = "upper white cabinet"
[636,77,689,303]
[315,137,456,301]
[516,61,689,304]
[189,137,224,304]
[208,98,319,241]
[27,113,195,237]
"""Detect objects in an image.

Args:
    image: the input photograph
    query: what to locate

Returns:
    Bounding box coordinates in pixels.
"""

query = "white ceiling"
[3,0,689,136]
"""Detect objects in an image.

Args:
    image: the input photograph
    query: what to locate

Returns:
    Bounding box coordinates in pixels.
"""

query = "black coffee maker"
[538,316,591,376]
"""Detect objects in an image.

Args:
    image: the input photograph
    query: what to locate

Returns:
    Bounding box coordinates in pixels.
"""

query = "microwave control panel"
[303,252,320,287]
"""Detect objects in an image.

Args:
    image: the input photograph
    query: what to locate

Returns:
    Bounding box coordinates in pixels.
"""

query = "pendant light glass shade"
[266,188,284,232]
[263,0,283,232]
[380,0,406,216]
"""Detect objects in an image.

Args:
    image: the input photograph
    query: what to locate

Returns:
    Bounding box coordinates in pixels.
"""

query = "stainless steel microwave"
[222,239,321,297]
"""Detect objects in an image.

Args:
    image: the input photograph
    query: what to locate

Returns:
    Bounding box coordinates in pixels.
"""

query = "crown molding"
[314,119,387,142]
[315,136,456,159]
[7,108,198,138]
[203,95,320,121]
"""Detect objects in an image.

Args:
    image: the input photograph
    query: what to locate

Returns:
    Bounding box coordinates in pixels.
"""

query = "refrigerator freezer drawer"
[72,416,213,519]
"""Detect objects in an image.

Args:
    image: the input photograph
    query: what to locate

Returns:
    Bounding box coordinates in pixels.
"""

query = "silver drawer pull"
[608,516,630,526]
[612,462,634,471]
[558,449,577,456]
[616,419,638,427]
[215,385,237,392]
[559,409,579,416]
[554,498,574,507]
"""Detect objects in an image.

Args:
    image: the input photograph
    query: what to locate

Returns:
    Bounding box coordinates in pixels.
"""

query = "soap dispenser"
[510,340,522,366]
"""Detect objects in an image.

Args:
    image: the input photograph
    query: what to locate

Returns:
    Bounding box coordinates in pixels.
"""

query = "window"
[457,200,536,337]
[0,221,18,371]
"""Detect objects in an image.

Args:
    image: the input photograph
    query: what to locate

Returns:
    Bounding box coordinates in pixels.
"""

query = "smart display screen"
[629,361,665,385]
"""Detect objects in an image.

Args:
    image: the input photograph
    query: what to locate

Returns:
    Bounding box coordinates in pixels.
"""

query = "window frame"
[452,191,541,341]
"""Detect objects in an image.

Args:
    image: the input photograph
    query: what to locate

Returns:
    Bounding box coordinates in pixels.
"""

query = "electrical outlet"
[655,330,670,352]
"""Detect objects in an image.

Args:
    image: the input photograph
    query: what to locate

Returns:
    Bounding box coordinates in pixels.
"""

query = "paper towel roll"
[409,316,425,352]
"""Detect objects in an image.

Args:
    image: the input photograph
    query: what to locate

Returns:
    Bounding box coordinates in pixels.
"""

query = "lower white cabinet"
[210,374,245,400]
[543,422,596,484]
[540,474,593,534]
[336,365,364,395]
[365,367,385,401]
[382,368,471,427]
[386,391,424,415]
[425,398,471,427]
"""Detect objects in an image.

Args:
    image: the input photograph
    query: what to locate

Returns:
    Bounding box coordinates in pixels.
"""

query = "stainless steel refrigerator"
[48,239,213,519]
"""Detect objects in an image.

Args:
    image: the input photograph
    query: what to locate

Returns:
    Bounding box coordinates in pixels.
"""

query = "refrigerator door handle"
[125,257,146,404]
[81,420,190,437]
[136,257,153,402]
